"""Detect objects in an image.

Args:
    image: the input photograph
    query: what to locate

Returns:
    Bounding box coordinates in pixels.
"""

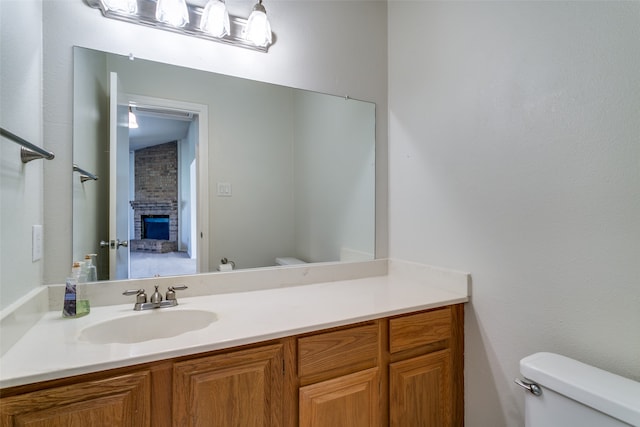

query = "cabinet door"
[173,344,283,427]
[299,368,379,427]
[390,349,452,427]
[0,371,151,427]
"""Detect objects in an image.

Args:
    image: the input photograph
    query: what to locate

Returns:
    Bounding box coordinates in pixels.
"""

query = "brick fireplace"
[129,141,179,253]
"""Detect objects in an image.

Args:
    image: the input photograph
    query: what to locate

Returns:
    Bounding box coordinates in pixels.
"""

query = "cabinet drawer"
[389,307,451,353]
[298,323,379,379]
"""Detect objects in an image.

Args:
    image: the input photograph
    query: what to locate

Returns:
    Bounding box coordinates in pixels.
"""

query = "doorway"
[125,95,209,278]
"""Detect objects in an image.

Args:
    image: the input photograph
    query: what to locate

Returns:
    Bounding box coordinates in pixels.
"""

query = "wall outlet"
[32,225,43,262]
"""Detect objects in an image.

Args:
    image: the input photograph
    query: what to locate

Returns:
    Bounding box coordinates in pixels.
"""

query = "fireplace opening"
[142,215,170,240]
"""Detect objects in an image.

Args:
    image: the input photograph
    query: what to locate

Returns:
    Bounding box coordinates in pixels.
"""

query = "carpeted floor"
[129,251,196,279]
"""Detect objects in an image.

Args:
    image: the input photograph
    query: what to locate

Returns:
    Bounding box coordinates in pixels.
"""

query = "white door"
[108,72,130,280]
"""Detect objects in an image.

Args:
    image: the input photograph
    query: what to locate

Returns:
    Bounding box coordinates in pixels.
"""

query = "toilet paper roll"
[218,263,233,272]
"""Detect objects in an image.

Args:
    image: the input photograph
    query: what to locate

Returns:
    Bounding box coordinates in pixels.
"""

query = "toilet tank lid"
[276,257,306,265]
[520,352,640,426]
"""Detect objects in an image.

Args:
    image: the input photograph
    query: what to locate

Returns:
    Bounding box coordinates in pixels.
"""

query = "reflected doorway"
[127,102,199,278]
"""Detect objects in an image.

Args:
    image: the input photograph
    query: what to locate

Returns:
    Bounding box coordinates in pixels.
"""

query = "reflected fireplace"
[130,200,178,253]
[142,215,170,240]
[129,142,179,254]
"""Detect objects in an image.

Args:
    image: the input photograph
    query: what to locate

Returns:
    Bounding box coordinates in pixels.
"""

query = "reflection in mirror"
[73,47,375,281]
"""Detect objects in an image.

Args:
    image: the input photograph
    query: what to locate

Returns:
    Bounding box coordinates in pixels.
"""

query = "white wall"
[293,91,375,262]
[388,2,640,426]
[0,0,43,309]
[41,0,388,283]
[178,127,196,254]
[72,47,109,272]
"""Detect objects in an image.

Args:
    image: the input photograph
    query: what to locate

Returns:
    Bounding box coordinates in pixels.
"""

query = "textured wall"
[388,2,640,426]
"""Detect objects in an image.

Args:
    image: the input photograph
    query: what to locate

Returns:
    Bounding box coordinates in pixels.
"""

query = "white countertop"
[0,260,470,389]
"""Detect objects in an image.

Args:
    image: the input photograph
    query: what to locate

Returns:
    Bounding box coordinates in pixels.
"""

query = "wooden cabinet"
[388,305,464,427]
[299,368,379,427]
[389,350,452,427]
[297,323,380,427]
[172,344,284,427]
[0,371,151,427]
[0,303,464,427]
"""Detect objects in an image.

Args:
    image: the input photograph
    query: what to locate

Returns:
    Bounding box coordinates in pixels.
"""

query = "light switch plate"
[32,225,43,262]
[217,182,232,197]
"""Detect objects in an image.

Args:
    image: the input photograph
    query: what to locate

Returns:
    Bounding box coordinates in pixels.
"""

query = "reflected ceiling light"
[156,0,190,27]
[101,0,136,14]
[200,0,230,38]
[129,107,139,129]
[86,0,273,52]
[244,0,272,48]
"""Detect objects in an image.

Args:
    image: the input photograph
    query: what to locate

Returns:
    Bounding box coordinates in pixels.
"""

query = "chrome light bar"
[85,0,271,52]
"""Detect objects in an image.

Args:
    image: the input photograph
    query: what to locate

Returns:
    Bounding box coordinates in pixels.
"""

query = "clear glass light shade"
[129,110,139,129]
[200,0,230,38]
[102,0,137,14]
[244,4,272,47]
[156,0,190,27]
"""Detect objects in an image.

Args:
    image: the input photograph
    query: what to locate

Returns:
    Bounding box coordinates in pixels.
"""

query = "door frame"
[126,93,210,275]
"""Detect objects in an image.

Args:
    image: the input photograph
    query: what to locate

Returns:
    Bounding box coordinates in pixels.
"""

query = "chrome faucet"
[123,285,188,311]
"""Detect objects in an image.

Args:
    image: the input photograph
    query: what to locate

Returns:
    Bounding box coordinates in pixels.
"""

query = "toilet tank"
[519,352,640,427]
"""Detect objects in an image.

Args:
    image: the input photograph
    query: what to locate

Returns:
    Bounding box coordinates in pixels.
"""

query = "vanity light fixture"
[156,0,189,27]
[200,0,230,38]
[244,0,272,48]
[85,0,274,52]
[101,0,136,14]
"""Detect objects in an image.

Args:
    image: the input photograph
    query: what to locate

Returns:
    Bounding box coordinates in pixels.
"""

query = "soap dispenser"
[62,262,91,318]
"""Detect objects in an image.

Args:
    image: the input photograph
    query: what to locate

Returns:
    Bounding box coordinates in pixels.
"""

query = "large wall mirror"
[73,47,376,281]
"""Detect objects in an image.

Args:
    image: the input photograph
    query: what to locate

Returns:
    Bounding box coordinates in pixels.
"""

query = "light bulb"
[200,0,230,38]
[244,1,272,47]
[102,0,137,14]
[129,109,139,129]
[156,0,190,27]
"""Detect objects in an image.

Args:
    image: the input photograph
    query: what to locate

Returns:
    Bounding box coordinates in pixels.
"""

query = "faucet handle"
[166,285,188,301]
[123,289,147,303]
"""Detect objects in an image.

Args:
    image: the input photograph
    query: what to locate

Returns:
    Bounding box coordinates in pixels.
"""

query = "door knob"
[100,240,128,249]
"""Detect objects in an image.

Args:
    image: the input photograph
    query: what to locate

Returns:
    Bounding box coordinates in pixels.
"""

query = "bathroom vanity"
[0,260,469,426]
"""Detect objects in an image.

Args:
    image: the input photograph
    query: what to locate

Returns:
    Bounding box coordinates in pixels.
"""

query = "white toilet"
[275,257,307,266]
[518,352,640,427]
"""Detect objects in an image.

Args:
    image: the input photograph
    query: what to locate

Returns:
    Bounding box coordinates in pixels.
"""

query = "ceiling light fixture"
[86,0,274,52]
[129,107,139,129]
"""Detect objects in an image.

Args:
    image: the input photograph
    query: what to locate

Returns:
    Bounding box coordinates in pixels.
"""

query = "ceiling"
[129,108,194,151]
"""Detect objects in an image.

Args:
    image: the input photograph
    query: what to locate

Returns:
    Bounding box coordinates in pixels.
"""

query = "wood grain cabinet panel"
[389,349,452,427]
[298,323,378,382]
[172,344,284,427]
[389,307,452,354]
[0,371,151,427]
[299,368,379,427]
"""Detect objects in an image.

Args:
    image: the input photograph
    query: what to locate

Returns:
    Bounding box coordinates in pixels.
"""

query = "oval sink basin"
[78,309,217,344]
